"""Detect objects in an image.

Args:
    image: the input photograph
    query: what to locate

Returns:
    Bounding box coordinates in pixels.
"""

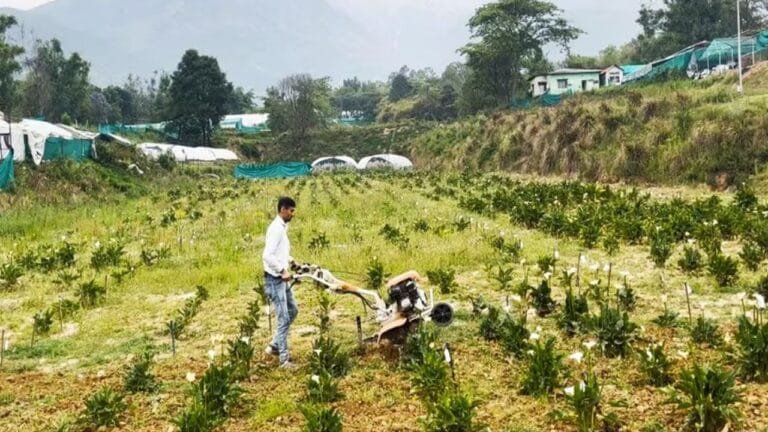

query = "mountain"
[2,0,385,93]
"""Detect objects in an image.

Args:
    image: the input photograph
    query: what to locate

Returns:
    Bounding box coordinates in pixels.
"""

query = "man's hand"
[280,270,292,282]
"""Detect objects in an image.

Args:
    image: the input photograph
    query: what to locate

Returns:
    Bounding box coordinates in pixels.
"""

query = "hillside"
[407,68,768,186]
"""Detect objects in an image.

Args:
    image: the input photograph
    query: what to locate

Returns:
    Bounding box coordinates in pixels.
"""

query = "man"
[263,196,298,369]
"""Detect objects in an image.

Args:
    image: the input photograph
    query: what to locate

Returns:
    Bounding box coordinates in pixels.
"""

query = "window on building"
[608,71,621,84]
[557,79,568,89]
[538,82,547,92]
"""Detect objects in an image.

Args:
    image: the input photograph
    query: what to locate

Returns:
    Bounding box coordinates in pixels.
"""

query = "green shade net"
[234,162,311,179]
[42,138,93,161]
[0,150,14,191]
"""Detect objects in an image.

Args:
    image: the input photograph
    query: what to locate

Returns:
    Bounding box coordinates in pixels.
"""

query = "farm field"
[2,171,768,432]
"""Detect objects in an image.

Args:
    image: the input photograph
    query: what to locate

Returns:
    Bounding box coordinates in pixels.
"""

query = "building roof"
[550,68,602,75]
[620,64,646,75]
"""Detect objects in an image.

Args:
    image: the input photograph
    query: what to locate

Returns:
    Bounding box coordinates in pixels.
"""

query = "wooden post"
[576,252,582,293]
[356,316,363,351]
[171,330,176,356]
[684,283,693,326]
[1,329,5,369]
[606,263,613,303]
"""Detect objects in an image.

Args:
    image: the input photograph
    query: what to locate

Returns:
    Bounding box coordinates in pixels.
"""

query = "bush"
[421,391,485,432]
[309,336,350,378]
[638,343,673,386]
[707,254,739,288]
[300,404,343,432]
[174,400,220,432]
[193,364,242,419]
[81,387,127,428]
[565,372,602,432]
[677,246,703,273]
[734,316,768,382]
[559,288,590,336]
[409,344,451,404]
[690,316,722,346]
[124,351,158,393]
[532,279,556,317]
[739,240,764,272]
[590,305,638,358]
[0,260,24,290]
[307,368,343,403]
[426,268,458,295]
[669,364,740,432]
[520,336,565,396]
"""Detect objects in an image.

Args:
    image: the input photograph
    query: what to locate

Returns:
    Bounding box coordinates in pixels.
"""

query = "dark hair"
[277,196,296,212]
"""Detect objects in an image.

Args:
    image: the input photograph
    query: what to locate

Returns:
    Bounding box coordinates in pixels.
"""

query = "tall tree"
[0,15,23,117]
[264,74,333,140]
[460,0,582,109]
[21,39,90,122]
[389,73,414,102]
[166,50,233,145]
[332,77,383,121]
[225,86,256,114]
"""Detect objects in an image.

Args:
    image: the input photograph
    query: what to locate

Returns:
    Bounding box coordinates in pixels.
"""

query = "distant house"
[600,65,625,86]
[530,69,602,96]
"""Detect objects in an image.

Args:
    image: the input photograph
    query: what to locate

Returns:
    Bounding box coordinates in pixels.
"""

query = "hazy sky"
[0,0,649,55]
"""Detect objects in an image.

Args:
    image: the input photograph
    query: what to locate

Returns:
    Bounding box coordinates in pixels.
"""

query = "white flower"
[661,294,668,304]
[240,336,250,344]
[736,292,746,301]
[207,350,217,361]
[568,352,584,363]
[684,284,693,296]
[712,219,718,226]
[603,264,611,273]
[527,350,535,356]
[583,340,597,350]
[684,231,690,237]
[589,279,599,287]
[94,240,101,249]
[677,350,689,359]
[580,255,588,264]
[510,294,522,303]
[554,250,560,260]
[589,264,599,272]
[185,372,196,382]
[520,258,527,265]
[311,374,320,384]
[754,293,766,310]
[687,238,695,245]
[502,304,511,313]
[567,267,577,276]
[645,349,654,360]
[543,272,552,280]
[529,333,540,341]
[210,334,224,344]
[564,386,575,396]
[535,326,542,332]
[619,271,629,278]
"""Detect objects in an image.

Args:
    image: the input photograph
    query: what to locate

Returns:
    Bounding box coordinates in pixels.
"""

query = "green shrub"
[590,305,638,358]
[409,345,451,404]
[174,400,220,432]
[426,268,458,295]
[638,343,673,386]
[33,310,54,336]
[76,280,106,308]
[81,387,127,428]
[532,279,556,317]
[520,336,565,396]
[421,391,485,432]
[678,245,704,273]
[193,363,242,419]
[707,254,739,288]
[306,368,343,403]
[564,372,602,432]
[690,316,722,346]
[0,260,24,290]
[309,336,350,378]
[739,240,764,272]
[227,338,255,381]
[559,287,590,336]
[300,404,343,432]
[124,351,158,393]
[734,316,768,382]
[669,364,740,432]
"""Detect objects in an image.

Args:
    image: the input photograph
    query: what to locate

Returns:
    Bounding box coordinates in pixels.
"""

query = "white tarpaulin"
[138,143,239,162]
[209,148,239,161]
[357,154,413,170]
[311,156,357,171]
[222,113,269,128]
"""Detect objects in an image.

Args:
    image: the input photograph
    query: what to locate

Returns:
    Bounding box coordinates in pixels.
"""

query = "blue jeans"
[265,273,298,363]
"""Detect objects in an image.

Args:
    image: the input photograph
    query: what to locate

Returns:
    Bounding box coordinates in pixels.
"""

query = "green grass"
[2,171,768,431]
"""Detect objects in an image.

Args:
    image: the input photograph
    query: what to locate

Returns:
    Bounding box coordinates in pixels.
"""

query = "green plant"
[617,284,637,311]
[734,315,768,382]
[668,364,740,432]
[174,399,220,432]
[366,258,388,292]
[739,240,764,272]
[532,279,556,317]
[76,280,106,308]
[307,368,343,403]
[421,390,485,432]
[300,404,343,432]
[124,350,158,393]
[564,372,602,432]
[33,310,54,336]
[90,240,125,271]
[413,218,431,232]
[193,363,242,419]
[690,316,722,346]
[695,222,722,258]
[559,287,590,336]
[308,232,331,251]
[426,268,457,295]
[537,254,555,273]
[316,291,335,335]
[649,228,674,268]
[591,304,638,358]
[707,254,739,288]
[81,387,127,428]
[0,260,24,290]
[638,343,673,386]
[520,336,565,396]
[409,344,451,404]
[479,306,530,358]
[227,338,255,381]
[140,245,171,266]
[309,335,350,378]
[678,245,704,273]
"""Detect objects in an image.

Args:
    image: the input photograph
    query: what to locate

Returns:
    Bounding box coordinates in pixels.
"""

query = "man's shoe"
[278,361,297,370]
[264,345,279,357]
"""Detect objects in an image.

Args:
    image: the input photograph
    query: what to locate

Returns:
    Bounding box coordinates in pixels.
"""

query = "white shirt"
[262,215,292,277]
